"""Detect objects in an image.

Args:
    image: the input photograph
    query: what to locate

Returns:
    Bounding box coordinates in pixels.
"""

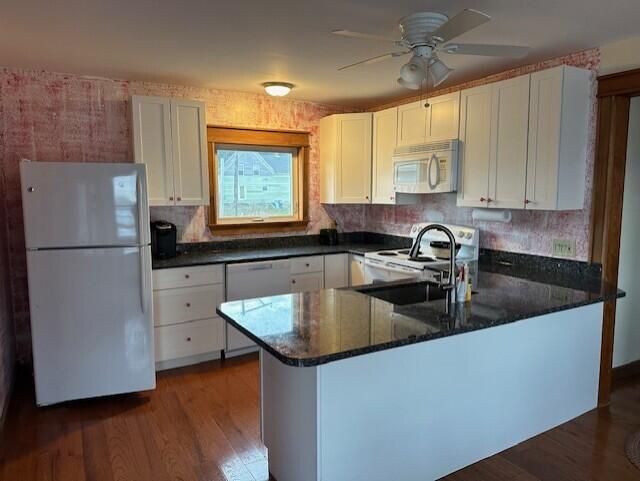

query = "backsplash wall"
[362,48,600,261]
[0,68,353,362]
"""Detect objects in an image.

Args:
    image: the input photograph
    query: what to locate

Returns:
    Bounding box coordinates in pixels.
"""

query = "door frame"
[591,67,640,406]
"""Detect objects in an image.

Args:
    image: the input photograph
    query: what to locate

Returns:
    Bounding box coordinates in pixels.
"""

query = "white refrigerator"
[20,161,155,406]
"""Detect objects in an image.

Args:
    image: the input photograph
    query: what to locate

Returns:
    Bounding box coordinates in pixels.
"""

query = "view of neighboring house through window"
[215,145,300,223]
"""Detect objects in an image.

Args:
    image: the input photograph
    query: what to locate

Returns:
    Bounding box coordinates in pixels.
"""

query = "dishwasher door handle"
[247,264,273,271]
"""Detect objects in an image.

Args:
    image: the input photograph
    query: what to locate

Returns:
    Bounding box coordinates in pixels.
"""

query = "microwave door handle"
[428,153,440,190]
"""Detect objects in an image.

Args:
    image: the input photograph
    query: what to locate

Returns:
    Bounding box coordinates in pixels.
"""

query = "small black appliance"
[150,221,177,259]
[319,228,339,245]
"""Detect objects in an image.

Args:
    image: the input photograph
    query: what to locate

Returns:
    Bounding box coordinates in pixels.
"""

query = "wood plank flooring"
[1,354,639,481]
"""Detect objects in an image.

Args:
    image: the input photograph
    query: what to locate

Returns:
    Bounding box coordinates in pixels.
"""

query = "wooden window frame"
[590,67,640,407]
[207,126,310,235]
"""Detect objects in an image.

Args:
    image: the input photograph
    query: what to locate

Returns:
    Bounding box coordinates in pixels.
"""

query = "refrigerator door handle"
[140,248,149,314]
[136,170,150,245]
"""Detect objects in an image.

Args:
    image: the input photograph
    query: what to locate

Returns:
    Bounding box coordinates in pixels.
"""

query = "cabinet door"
[132,96,175,206]
[336,114,372,203]
[426,92,460,142]
[526,67,563,210]
[457,85,492,207]
[397,101,427,147]
[488,75,530,209]
[349,255,367,287]
[170,99,210,206]
[291,272,324,293]
[324,254,349,288]
[372,107,398,204]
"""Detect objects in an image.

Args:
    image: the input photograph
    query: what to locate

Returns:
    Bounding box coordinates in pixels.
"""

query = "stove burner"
[377,251,398,256]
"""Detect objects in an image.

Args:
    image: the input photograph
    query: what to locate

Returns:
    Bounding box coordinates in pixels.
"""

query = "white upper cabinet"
[426,91,460,142]
[526,66,591,210]
[320,113,372,204]
[396,92,460,147]
[397,101,428,147]
[488,75,531,209]
[372,107,398,204]
[132,96,209,206]
[458,68,589,210]
[458,84,492,207]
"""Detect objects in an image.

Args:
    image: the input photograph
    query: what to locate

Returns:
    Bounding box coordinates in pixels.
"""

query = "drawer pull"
[305,263,310,267]
[185,302,191,307]
[186,337,192,342]
[292,279,296,284]
[185,274,190,279]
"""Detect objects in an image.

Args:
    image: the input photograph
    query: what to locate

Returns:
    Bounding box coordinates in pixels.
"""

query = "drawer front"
[153,264,224,290]
[290,255,324,274]
[153,284,223,326]
[155,317,224,362]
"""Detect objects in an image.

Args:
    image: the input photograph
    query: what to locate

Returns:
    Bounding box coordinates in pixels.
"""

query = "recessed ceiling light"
[262,82,294,97]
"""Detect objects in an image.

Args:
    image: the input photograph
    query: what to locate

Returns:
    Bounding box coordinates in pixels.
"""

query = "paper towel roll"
[471,208,512,223]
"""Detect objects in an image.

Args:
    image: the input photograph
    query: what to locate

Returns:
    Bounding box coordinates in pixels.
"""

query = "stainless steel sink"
[355,282,448,305]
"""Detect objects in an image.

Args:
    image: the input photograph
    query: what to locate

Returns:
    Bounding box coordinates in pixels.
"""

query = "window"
[208,127,309,234]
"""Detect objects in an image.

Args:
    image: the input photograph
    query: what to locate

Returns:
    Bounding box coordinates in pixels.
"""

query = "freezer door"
[27,246,155,406]
[20,161,150,248]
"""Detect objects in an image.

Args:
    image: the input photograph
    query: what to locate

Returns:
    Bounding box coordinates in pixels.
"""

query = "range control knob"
[457,231,465,238]
[465,233,473,239]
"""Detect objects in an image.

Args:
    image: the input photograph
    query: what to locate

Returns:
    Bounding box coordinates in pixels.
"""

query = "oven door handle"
[365,259,421,275]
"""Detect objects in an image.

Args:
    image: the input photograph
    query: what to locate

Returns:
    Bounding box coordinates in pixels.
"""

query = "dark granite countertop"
[216,267,624,367]
[152,242,406,269]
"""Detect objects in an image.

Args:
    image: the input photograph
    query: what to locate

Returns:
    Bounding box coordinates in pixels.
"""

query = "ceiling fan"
[333,9,531,90]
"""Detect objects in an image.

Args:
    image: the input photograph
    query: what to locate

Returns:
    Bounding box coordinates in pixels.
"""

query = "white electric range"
[364,223,479,284]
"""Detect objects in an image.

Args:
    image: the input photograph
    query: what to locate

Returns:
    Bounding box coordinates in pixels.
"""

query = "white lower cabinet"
[324,254,349,288]
[349,254,367,286]
[152,264,225,370]
[291,272,324,293]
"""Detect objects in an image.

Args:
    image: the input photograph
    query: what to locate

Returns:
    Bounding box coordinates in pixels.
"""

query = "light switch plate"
[552,239,576,258]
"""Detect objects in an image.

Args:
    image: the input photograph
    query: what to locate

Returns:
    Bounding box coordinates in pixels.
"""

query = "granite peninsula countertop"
[152,242,409,269]
[216,266,624,367]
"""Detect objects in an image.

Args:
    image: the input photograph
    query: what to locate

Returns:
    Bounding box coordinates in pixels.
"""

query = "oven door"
[364,258,422,284]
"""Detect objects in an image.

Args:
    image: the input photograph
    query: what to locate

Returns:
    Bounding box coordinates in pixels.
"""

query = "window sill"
[208,220,309,236]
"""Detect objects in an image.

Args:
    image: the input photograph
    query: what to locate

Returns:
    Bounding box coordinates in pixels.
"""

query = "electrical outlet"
[552,239,576,258]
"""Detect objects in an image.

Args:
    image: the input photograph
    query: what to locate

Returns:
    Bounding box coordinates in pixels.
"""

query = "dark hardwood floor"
[1,354,639,481]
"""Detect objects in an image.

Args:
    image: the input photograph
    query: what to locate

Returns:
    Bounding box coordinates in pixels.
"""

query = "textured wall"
[0,68,352,362]
[0,156,15,424]
[363,49,600,260]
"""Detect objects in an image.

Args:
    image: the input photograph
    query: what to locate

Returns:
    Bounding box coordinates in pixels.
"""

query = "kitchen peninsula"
[217,265,623,481]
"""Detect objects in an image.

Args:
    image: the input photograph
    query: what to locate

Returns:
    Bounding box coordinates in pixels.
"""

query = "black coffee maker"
[150,221,177,259]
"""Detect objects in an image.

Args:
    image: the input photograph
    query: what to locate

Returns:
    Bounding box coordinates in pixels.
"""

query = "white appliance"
[225,259,292,354]
[393,140,458,194]
[364,223,479,283]
[20,161,155,406]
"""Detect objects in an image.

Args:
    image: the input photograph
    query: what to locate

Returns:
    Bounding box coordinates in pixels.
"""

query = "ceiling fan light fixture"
[399,58,425,84]
[397,77,421,90]
[262,82,294,97]
[428,58,453,86]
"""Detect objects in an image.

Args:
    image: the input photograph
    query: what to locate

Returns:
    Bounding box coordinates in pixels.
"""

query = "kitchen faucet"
[408,224,457,304]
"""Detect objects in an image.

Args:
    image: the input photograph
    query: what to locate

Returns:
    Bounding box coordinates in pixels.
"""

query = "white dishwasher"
[225,259,292,355]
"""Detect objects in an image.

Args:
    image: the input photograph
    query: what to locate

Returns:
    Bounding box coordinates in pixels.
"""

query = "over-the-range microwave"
[393,139,458,194]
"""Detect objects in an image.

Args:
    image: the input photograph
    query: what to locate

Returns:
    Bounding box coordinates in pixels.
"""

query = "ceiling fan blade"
[332,29,399,43]
[338,51,410,71]
[439,43,531,58]
[431,9,490,43]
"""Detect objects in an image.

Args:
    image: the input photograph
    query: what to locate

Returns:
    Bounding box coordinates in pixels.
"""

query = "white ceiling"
[1,0,640,108]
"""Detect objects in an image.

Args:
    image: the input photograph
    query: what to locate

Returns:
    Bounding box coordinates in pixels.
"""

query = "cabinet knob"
[27,187,35,193]
[486,198,493,203]
[390,196,394,200]
[177,197,182,201]
[185,274,190,279]
[524,199,531,205]
[480,197,486,202]
[305,263,310,267]
[169,196,174,201]
[186,337,192,342]
[292,279,296,284]
[185,302,191,307]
